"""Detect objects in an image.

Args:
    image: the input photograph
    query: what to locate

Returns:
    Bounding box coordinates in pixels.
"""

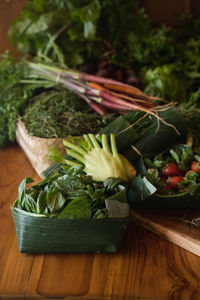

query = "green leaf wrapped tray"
[11,208,129,254]
[11,166,130,254]
[128,144,200,209]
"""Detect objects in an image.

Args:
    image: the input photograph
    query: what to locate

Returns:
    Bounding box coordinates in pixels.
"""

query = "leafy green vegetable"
[46,188,66,213]
[142,64,186,101]
[15,166,129,219]
[58,197,92,219]
[0,53,35,149]
[7,0,200,107]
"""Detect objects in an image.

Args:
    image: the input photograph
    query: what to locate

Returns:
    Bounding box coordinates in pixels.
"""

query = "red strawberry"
[162,184,173,192]
[169,176,183,189]
[163,163,181,177]
[191,161,200,174]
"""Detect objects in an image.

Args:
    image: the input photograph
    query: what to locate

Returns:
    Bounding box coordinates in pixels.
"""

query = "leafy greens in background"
[2,0,200,150]
[8,0,200,104]
[0,53,35,149]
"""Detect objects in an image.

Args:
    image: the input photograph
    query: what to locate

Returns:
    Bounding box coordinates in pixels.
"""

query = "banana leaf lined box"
[11,208,129,254]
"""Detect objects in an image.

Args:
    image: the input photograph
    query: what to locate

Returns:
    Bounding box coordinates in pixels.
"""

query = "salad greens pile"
[14,165,128,218]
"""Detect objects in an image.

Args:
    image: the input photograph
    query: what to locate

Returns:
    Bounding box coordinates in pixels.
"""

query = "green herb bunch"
[0,52,34,149]
[22,89,116,138]
[14,166,128,219]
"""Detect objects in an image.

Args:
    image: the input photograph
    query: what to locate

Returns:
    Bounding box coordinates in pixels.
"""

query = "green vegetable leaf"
[170,149,180,164]
[24,194,37,213]
[18,177,34,207]
[36,191,47,214]
[58,197,92,219]
[46,188,66,213]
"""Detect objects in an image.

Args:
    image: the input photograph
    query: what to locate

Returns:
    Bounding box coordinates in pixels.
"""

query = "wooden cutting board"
[131,209,200,256]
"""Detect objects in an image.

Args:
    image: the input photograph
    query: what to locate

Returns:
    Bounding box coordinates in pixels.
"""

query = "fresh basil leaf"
[52,174,85,196]
[18,177,34,207]
[24,194,37,213]
[58,197,91,219]
[36,191,47,214]
[46,189,66,213]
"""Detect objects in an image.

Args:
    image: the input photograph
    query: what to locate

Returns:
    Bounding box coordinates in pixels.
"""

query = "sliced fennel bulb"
[63,134,136,182]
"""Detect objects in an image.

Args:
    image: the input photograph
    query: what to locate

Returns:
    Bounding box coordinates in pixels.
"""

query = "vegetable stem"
[110,134,120,159]
[102,134,111,153]
[65,159,82,167]
[67,149,85,164]
[63,140,87,156]
[88,134,101,149]
[83,134,93,149]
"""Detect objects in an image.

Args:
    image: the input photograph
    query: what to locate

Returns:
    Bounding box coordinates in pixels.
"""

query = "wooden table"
[1,145,200,299]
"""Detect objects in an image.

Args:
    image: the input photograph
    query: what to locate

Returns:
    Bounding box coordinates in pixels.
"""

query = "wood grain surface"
[131,209,200,257]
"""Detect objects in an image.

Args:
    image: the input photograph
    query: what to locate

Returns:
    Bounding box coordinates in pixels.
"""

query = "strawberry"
[163,163,181,177]
[162,184,173,192]
[191,160,200,174]
[169,176,183,189]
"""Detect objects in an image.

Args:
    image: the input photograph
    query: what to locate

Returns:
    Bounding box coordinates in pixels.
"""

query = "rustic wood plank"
[0,146,36,297]
[131,209,200,257]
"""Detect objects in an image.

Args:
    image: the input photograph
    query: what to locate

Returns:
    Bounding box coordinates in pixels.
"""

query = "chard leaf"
[46,188,66,213]
[58,197,91,219]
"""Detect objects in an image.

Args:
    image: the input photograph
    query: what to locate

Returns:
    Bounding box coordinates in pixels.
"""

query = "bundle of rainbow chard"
[24,62,173,122]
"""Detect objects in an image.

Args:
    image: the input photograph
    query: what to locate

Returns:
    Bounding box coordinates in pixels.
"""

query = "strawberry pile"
[144,145,200,194]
